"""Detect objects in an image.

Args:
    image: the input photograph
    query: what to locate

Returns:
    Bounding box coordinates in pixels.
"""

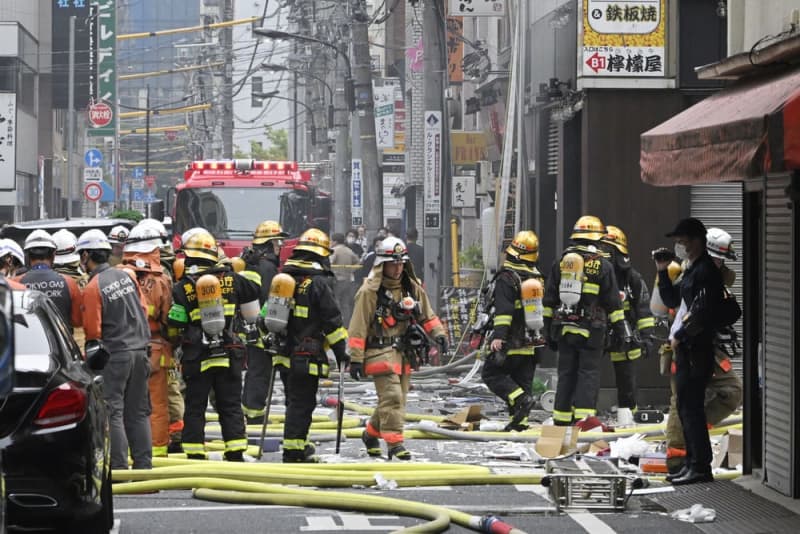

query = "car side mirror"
[85,340,110,372]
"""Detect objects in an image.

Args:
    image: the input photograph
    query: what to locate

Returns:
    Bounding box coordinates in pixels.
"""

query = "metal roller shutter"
[762,177,794,496]
[690,183,744,372]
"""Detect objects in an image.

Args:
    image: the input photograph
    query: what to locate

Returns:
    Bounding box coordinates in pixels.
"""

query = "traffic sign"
[132,178,145,189]
[132,189,144,202]
[88,102,113,128]
[144,175,156,187]
[83,168,103,182]
[131,201,145,211]
[133,167,144,179]
[84,149,103,168]
[84,182,103,202]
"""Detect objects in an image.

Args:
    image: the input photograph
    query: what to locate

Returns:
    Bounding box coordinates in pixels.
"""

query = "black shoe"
[508,394,535,429]
[665,465,690,482]
[225,451,244,462]
[186,454,206,460]
[362,431,382,457]
[387,445,411,461]
[671,470,714,486]
[283,453,320,463]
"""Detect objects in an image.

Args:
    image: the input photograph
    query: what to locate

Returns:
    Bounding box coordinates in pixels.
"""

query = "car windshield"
[175,187,286,239]
[13,311,55,373]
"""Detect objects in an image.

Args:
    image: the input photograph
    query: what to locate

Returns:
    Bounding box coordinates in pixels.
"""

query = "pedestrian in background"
[345,229,363,258]
[330,233,361,325]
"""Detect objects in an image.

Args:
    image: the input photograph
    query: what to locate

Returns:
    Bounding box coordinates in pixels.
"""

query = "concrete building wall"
[728,0,800,54]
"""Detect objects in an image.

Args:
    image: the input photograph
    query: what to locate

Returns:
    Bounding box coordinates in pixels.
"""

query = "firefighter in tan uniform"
[348,237,446,460]
[122,222,175,458]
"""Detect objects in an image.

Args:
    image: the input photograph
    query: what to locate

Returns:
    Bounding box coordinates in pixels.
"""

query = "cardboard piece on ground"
[726,428,743,468]
[440,405,482,430]
[535,425,580,458]
[589,439,610,455]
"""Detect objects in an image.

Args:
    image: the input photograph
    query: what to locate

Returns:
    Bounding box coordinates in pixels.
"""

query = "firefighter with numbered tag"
[168,229,260,461]
[262,229,349,463]
[348,237,446,460]
[543,216,627,426]
[482,231,546,431]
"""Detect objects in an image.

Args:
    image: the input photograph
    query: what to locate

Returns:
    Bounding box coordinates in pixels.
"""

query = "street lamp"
[253,91,319,146]
[261,63,336,127]
[253,28,355,110]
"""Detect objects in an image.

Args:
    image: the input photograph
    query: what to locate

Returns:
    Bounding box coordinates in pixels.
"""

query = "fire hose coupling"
[477,514,524,534]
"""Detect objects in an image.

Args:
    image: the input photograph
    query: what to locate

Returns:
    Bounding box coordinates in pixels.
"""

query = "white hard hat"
[373,236,409,267]
[107,225,130,244]
[24,229,57,251]
[706,227,737,261]
[76,229,112,251]
[52,229,80,264]
[124,223,164,253]
[0,239,25,265]
[139,218,168,240]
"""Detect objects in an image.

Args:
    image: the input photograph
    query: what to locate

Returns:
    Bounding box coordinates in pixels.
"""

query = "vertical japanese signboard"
[0,94,16,190]
[89,0,117,136]
[373,84,395,149]
[580,0,667,79]
[447,17,464,83]
[351,159,363,227]
[423,111,442,230]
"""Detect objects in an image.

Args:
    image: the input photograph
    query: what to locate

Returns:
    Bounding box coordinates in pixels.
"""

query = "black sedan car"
[0,290,112,533]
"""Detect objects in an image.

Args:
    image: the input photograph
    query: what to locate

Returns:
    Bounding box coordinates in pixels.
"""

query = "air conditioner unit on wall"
[476,160,494,195]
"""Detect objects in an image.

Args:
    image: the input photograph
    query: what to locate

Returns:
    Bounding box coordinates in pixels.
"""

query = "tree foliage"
[233,127,289,160]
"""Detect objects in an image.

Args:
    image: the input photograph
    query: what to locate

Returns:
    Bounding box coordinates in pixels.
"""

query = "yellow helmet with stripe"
[506,230,539,262]
[602,225,628,255]
[183,229,219,262]
[253,220,288,245]
[570,215,606,242]
[294,228,332,257]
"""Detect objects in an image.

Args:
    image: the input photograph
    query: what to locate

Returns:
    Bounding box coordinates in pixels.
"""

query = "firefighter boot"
[506,393,535,432]
[362,430,382,457]
[283,450,320,463]
[387,444,411,461]
[225,451,244,462]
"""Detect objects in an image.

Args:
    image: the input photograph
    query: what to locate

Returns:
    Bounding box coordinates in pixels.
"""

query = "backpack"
[470,270,521,337]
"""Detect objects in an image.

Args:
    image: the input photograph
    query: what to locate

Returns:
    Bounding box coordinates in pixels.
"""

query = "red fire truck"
[171,159,331,258]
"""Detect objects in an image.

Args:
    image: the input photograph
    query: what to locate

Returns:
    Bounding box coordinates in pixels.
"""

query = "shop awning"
[640,67,800,186]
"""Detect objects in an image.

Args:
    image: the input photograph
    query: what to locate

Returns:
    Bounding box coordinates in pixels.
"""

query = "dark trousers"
[554,342,602,424]
[481,353,536,406]
[182,356,245,452]
[674,343,715,473]
[612,359,637,409]
[283,371,319,458]
[242,345,270,419]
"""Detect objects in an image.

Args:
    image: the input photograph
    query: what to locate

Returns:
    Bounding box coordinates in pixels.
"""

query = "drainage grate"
[647,480,800,534]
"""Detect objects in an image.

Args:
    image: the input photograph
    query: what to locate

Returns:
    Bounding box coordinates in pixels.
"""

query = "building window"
[252,76,263,107]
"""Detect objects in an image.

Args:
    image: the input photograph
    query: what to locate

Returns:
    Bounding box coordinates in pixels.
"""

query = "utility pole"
[221,0,234,158]
[66,15,76,220]
[423,0,448,304]
[351,0,382,236]
[332,0,352,234]
[145,84,150,178]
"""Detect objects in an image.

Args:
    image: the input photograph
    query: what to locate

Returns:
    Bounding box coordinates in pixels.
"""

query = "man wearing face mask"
[661,228,743,475]
[656,218,726,485]
[599,226,655,425]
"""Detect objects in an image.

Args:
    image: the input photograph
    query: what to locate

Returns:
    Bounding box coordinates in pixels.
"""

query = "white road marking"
[569,512,618,533]
[115,504,292,513]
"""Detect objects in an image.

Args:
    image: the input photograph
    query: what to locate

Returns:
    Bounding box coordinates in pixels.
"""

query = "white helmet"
[108,225,129,245]
[24,229,57,251]
[76,229,112,251]
[0,239,25,266]
[124,223,163,253]
[139,218,168,240]
[706,227,737,261]
[373,236,410,267]
[52,229,80,265]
